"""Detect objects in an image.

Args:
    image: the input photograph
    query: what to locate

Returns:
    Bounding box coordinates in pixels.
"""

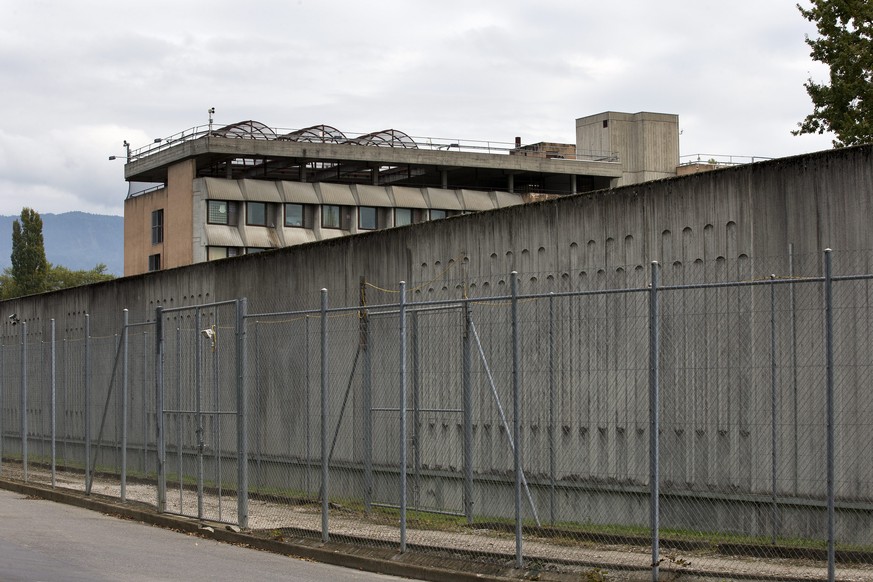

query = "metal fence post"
[141,330,147,474]
[62,338,67,467]
[236,298,249,529]
[511,271,523,569]
[213,312,222,521]
[548,292,556,525]
[399,281,408,553]
[769,275,779,544]
[412,309,421,510]
[462,300,473,524]
[175,325,182,508]
[121,309,129,501]
[20,321,27,482]
[253,320,261,493]
[824,249,835,582]
[649,261,660,582]
[84,314,91,493]
[320,288,330,543]
[361,287,373,514]
[51,319,56,489]
[155,306,166,513]
[789,243,799,496]
[305,315,312,497]
[195,308,204,520]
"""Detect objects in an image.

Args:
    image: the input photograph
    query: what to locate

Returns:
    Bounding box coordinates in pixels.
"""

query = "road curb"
[0,478,530,582]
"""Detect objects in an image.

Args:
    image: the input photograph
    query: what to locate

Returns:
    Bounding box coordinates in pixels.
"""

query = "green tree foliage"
[10,207,49,297]
[794,1,873,147]
[45,263,115,292]
[1,208,115,300]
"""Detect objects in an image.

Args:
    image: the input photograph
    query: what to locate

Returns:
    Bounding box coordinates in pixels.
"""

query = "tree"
[10,207,49,297]
[0,208,116,300]
[793,1,873,147]
[45,263,115,292]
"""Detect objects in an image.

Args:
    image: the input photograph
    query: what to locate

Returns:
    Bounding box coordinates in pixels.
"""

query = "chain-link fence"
[2,250,873,581]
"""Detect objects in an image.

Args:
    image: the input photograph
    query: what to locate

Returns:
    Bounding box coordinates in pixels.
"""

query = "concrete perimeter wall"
[3,145,873,541]
[14,144,871,330]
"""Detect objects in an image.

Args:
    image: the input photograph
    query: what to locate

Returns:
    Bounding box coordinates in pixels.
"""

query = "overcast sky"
[0,1,833,217]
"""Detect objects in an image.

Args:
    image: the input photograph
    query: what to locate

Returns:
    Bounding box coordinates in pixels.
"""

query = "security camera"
[200,328,214,340]
[8,313,19,325]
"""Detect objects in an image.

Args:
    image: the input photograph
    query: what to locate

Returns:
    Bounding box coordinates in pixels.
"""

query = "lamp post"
[108,140,131,162]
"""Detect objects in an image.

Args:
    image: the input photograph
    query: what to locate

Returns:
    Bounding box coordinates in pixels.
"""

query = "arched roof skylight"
[279,124,347,144]
[347,129,418,148]
[211,120,276,140]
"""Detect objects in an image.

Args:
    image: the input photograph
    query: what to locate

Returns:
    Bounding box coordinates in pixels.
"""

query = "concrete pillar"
[507,173,514,194]
[441,169,448,189]
[570,175,577,195]
[372,165,379,186]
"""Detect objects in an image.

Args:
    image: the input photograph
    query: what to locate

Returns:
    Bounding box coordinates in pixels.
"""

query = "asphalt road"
[0,489,414,581]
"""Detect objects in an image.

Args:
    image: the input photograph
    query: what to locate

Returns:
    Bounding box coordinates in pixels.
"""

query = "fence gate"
[156,299,248,527]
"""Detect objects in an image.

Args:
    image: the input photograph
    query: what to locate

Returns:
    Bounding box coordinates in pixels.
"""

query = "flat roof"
[125,131,622,195]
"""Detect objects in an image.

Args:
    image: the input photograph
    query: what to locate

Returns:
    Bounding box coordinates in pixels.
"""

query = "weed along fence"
[3,249,873,581]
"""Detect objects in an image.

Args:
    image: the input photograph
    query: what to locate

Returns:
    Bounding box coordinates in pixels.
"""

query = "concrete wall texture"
[4,144,873,542]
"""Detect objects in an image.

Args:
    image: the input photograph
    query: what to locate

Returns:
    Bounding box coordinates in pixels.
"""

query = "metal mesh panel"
[4,253,873,580]
[832,277,873,564]
[159,302,239,524]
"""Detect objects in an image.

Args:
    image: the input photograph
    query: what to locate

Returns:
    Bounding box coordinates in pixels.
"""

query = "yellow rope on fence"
[364,251,467,294]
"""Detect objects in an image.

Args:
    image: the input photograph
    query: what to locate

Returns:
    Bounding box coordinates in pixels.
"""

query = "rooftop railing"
[680,153,773,166]
[129,123,619,164]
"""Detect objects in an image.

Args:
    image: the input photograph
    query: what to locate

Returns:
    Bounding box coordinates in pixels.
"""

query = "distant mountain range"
[0,212,124,276]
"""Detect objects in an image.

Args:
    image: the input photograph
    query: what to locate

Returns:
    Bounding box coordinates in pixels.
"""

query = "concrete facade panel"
[356,184,394,207]
[240,178,282,202]
[318,183,356,206]
[279,181,320,204]
[461,189,501,211]
[425,187,463,210]
[202,177,244,200]
[165,160,195,269]
[123,186,167,276]
[391,186,428,208]
[204,224,245,247]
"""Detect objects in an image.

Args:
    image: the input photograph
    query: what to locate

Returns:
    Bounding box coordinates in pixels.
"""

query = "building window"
[247,201,267,226]
[429,209,447,221]
[207,200,239,225]
[246,247,267,254]
[285,203,305,227]
[322,204,341,229]
[151,209,164,245]
[207,246,242,261]
[148,253,161,272]
[359,206,377,230]
[395,207,412,227]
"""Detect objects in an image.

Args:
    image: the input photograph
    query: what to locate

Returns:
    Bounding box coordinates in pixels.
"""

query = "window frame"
[322,204,342,229]
[246,201,268,227]
[358,206,378,230]
[151,209,164,245]
[148,253,161,272]
[394,207,413,227]
[207,200,238,226]
[285,203,305,228]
